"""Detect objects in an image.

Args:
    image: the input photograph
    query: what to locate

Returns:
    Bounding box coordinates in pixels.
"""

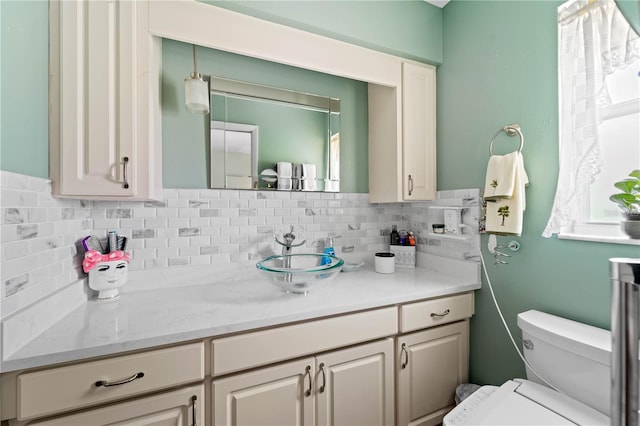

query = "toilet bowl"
[443,310,617,425]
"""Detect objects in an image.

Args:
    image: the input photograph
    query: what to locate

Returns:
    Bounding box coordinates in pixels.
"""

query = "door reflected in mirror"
[210,77,340,192]
[211,121,258,190]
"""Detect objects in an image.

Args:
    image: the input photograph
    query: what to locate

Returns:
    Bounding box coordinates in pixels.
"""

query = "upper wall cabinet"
[369,62,437,203]
[49,0,162,201]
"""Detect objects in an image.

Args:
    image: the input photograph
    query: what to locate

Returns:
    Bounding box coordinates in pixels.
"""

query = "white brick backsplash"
[157,208,179,218]
[145,238,168,248]
[93,219,119,229]
[211,253,231,264]
[168,237,191,247]
[0,172,93,319]
[168,218,190,228]
[134,208,157,218]
[2,171,480,328]
[145,217,168,228]
[132,248,157,260]
[230,217,249,226]
[145,258,168,268]
[1,225,18,243]
[167,198,189,208]
[120,218,145,228]
[157,247,179,257]
[190,255,212,265]
[179,208,199,218]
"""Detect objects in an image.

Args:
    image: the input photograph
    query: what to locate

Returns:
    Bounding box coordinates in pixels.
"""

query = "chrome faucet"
[275,226,306,254]
[275,226,306,268]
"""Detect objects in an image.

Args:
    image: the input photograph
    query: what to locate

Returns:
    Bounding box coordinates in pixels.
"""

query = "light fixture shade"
[185,73,209,114]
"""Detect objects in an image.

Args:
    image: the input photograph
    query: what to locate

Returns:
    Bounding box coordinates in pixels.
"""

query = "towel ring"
[489,124,524,155]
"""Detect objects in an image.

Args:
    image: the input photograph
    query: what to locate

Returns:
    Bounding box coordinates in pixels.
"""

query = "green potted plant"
[610,169,640,239]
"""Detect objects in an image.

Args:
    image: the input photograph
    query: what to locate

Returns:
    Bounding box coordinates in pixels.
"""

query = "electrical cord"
[479,249,560,392]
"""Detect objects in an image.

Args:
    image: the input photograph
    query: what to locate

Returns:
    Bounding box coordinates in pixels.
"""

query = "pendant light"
[184,44,209,114]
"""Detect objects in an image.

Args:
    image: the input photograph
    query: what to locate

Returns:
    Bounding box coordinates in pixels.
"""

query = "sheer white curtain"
[543,0,640,237]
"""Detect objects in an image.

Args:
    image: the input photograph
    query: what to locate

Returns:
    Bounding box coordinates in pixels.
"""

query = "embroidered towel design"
[484,152,529,236]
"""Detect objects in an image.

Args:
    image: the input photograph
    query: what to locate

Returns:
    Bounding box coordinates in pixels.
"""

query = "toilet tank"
[517,310,611,416]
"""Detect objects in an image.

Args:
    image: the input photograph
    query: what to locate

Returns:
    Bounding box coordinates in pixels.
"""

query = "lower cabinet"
[213,338,394,426]
[2,294,474,426]
[22,384,204,426]
[396,320,469,426]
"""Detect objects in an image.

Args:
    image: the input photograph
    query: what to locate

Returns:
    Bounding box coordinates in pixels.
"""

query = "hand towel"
[277,162,292,190]
[484,153,529,236]
[292,163,303,191]
[302,163,317,191]
[484,151,520,201]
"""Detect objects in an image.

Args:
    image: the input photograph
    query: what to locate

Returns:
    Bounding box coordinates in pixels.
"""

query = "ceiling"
[424,0,450,8]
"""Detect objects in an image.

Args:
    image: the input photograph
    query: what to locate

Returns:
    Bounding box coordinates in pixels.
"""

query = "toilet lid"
[446,379,609,425]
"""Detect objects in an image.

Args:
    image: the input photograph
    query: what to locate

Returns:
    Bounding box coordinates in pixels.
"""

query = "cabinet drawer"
[400,292,474,333]
[212,307,398,376]
[26,384,204,426]
[16,342,204,421]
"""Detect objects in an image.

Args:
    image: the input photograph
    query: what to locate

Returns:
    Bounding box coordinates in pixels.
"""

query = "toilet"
[443,310,614,425]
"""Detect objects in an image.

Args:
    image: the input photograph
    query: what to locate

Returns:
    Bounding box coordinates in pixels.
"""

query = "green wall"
[0,0,49,178]
[213,95,330,179]
[162,40,368,192]
[439,0,640,385]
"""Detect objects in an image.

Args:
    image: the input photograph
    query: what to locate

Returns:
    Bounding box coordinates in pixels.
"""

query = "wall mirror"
[210,76,341,192]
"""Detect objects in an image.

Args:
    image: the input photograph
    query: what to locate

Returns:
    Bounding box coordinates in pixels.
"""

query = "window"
[543,0,640,244]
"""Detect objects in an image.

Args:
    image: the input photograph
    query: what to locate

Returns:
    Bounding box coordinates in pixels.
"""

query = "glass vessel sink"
[256,253,344,294]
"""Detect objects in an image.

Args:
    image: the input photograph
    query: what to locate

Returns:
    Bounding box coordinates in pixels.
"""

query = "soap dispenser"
[321,237,336,265]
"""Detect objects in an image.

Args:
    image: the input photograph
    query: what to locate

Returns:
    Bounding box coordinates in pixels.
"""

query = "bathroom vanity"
[1,259,479,425]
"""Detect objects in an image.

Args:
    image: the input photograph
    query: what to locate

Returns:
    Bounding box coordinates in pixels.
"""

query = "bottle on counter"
[407,231,416,246]
[321,237,336,265]
[399,230,407,246]
[390,225,400,245]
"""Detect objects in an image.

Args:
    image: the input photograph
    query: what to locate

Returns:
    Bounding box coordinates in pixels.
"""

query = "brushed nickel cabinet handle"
[191,395,198,426]
[122,156,130,189]
[408,174,414,196]
[400,343,409,370]
[304,365,312,397]
[319,362,326,393]
[430,309,451,318]
[95,371,144,388]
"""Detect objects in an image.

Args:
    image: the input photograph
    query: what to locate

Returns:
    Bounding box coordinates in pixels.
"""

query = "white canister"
[375,252,395,274]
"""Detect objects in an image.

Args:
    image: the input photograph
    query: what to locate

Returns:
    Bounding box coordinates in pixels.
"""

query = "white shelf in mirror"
[427,233,472,241]
[428,206,468,210]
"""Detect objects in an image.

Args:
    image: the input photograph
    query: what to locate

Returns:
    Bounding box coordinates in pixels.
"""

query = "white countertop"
[1,255,480,372]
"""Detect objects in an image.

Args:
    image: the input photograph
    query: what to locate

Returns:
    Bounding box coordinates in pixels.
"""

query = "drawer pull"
[122,156,130,189]
[430,309,450,318]
[400,343,409,369]
[95,371,144,388]
[191,395,198,426]
[319,362,326,393]
[304,365,312,397]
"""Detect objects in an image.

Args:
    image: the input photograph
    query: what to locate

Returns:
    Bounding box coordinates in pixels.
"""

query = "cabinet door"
[50,0,162,200]
[25,384,204,426]
[402,62,436,201]
[316,338,394,426]
[213,357,315,426]
[397,321,469,426]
